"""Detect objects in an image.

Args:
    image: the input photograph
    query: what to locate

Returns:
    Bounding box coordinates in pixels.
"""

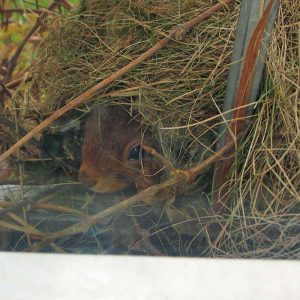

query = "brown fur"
[79,105,161,193]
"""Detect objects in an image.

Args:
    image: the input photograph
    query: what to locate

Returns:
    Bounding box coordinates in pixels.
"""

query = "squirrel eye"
[128,145,144,161]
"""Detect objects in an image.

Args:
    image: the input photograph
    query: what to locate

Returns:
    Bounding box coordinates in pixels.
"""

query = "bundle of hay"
[28,0,239,170]
[3,0,299,257]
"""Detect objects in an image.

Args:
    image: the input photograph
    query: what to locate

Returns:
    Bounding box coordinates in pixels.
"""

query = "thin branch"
[187,132,242,181]
[19,135,239,251]
[142,145,175,172]
[0,74,32,95]
[0,201,86,217]
[0,0,234,164]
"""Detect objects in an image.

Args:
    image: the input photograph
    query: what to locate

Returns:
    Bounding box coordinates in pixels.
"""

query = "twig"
[187,132,242,181]
[0,184,73,217]
[0,0,234,164]
[22,136,239,251]
[0,219,43,238]
[0,75,32,95]
[142,145,175,172]
[0,201,86,217]
[3,74,31,89]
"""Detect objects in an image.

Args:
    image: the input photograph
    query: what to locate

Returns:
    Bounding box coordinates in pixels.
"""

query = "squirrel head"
[79,105,162,193]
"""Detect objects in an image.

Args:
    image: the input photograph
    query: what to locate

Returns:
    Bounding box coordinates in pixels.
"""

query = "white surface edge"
[0,252,300,300]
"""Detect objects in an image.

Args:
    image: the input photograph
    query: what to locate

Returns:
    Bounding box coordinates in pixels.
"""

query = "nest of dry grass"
[27,0,239,168]
[1,0,299,258]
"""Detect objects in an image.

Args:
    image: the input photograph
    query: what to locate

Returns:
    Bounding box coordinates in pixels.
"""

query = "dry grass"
[208,0,300,258]
[28,0,238,169]
[1,0,299,258]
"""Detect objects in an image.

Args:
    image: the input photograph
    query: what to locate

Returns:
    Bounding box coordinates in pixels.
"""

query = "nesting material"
[2,0,299,258]
[29,0,239,169]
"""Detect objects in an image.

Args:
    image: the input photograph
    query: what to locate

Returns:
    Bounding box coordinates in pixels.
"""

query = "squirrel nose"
[79,169,97,187]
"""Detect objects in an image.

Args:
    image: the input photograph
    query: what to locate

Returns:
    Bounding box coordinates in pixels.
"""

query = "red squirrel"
[79,105,162,193]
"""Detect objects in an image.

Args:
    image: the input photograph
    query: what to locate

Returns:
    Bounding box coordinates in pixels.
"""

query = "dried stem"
[0,74,32,95]
[142,145,175,172]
